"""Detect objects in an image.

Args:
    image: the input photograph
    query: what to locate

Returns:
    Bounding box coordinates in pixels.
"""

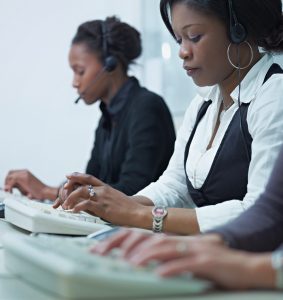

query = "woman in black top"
[4,17,175,198]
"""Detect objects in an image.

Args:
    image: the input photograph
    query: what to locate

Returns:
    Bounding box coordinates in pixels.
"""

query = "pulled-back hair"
[72,16,142,72]
[160,0,283,53]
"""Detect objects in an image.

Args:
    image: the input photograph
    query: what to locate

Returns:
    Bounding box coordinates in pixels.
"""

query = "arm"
[61,172,200,234]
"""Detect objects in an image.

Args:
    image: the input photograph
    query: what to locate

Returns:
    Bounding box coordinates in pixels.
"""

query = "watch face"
[153,206,167,218]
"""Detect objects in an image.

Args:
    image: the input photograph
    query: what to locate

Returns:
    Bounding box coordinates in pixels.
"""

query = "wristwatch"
[271,250,283,289]
[151,206,168,233]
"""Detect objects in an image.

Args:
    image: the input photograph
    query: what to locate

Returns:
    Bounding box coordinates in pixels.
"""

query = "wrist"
[151,206,168,233]
[199,233,226,246]
[42,186,58,201]
[246,254,276,289]
[129,204,152,230]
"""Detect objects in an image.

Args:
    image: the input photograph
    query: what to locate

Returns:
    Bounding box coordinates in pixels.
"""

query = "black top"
[86,77,176,195]
[210,145,283,252]
[184,100,252,207]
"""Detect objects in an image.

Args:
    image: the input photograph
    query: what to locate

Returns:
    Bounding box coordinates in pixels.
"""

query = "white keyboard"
[0,189,8,202]
[0,189,8,218]
[3,193,111,235]
[3,234,211,299]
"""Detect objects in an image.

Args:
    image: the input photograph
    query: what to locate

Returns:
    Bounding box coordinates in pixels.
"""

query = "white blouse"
[137,54,283,232]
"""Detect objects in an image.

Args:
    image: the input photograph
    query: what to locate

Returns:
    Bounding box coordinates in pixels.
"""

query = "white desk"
[0,219,282,300]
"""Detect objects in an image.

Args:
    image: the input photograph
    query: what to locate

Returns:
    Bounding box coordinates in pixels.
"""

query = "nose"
[178,41,192,61]
[72,75,79,89]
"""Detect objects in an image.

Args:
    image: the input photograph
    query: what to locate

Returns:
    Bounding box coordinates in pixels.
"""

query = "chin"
[192,77,217,87]
[83,97,98,105]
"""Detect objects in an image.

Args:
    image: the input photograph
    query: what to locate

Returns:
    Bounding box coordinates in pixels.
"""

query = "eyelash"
[175,35,201,45]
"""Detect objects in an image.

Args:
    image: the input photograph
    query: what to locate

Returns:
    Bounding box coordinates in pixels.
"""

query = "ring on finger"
[175,242,189,255]
[88,185,96,198]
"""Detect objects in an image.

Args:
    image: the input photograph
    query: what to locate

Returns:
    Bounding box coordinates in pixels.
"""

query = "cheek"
[194,44,231,86]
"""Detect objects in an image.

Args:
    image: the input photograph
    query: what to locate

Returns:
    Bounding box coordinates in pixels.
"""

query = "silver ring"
[176,242,189,255]
[88,185,96,198]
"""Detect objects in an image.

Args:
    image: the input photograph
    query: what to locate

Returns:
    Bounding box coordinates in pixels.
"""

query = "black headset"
[227,0,251,160]
[228,0,247,44]
[101,21,118,72]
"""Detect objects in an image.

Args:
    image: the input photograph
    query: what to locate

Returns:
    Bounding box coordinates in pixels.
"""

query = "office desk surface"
[0,219,282,300]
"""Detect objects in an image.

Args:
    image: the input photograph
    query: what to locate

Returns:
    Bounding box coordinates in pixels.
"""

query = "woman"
[4,17,176,198]
[56,0,283,235]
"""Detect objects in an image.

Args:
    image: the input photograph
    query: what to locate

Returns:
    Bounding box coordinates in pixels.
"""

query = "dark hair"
[72,16,142,72]
[160,0,283,53]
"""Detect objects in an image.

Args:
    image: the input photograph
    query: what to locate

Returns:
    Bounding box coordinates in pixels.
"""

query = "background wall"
[0,0,282,187]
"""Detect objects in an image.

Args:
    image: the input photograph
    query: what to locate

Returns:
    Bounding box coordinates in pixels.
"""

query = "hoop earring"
[227,41,254,70]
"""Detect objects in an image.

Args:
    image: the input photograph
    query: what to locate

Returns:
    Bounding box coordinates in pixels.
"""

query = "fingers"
[64,173,104,189]
[4,170,19,192]
[128,237,191,266]
[92,229,134,255]
[61,186,90,210]
[118,231,153,259]
[53,197,62,209]
[72,199,98,213]
[156,257,201,277]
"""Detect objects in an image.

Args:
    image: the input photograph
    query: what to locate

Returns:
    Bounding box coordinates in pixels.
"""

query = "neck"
[220,47,262,108]
[101,69,129,106]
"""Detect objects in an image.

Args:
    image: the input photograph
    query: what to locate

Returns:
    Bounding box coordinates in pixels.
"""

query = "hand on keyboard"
[4,169,57,200]
[54,172,147,228]
[4,194,111,234]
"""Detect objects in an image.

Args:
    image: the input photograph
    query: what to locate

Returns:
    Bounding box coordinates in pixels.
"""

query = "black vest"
[184,64,283,207]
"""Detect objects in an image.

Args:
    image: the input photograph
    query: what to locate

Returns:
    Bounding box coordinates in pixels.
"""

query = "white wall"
[0,0,148,186]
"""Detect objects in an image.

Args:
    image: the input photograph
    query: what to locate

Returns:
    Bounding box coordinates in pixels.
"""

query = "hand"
[94,230,275,290]
[4,169,55,200]
[91,229,275,289]
[53,172,98,208]
[58,172,149,226]
[92,228,155,257]
[52,182,69,208]
[154,243,275,290]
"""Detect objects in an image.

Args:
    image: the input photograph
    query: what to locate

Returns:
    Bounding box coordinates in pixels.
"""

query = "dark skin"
[52,4,262,235]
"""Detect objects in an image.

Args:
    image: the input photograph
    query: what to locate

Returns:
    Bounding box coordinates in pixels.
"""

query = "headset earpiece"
[101,21,118,72]
[104,56,118,72]
[228,0,247,44]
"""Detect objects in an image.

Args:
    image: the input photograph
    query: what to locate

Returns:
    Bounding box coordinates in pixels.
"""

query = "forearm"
[129,206,200,235]
[131,195,154,206]
[42,186,59,201]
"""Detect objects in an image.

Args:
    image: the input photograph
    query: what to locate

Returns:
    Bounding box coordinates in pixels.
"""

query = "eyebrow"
[181,24,202,30]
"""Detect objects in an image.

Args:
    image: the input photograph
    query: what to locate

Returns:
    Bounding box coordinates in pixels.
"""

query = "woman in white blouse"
[55,0,283,234]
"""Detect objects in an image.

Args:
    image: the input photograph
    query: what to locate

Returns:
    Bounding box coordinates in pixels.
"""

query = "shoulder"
[128,84,171,119]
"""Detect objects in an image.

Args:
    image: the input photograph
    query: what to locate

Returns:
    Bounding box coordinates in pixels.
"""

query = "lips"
[183,65,199,76]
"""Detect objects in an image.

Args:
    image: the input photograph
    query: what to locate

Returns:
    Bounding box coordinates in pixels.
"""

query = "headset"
[100,21,118,72]
[228,0,247,44]
[227,0,250,160]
